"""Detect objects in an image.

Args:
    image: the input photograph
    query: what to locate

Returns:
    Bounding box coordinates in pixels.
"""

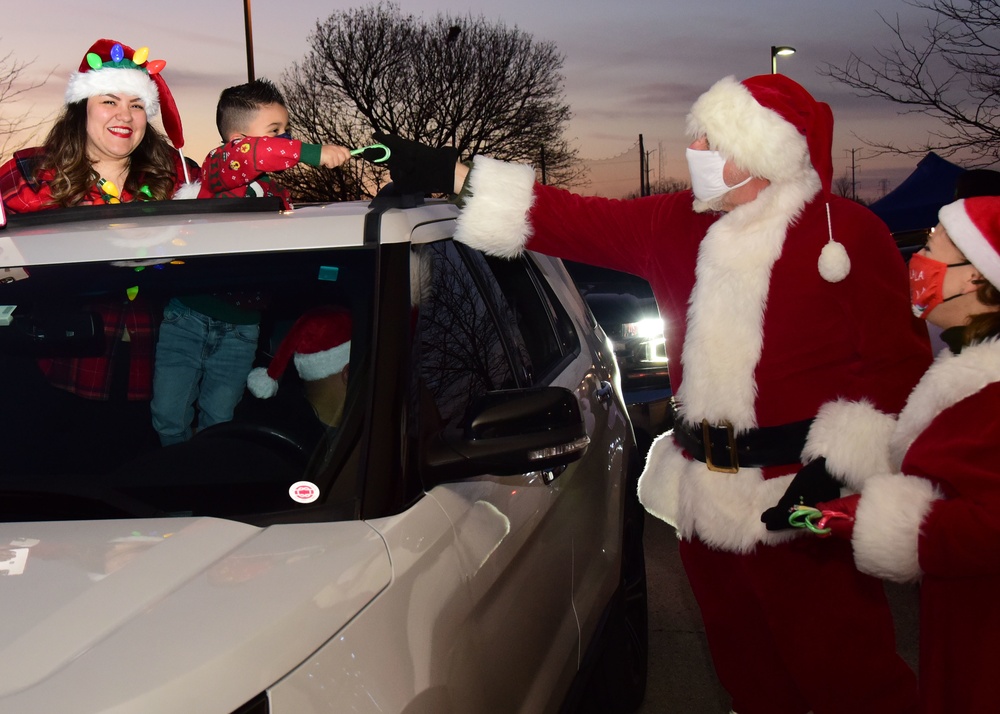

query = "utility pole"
[639,134,647,197]
[243,0,255,82]
[645,148,658,195]
[848,148,859,202]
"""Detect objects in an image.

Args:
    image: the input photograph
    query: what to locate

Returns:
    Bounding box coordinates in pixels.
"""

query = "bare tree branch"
[280,1,583,201]
[0,41,53,157]
[823,0,1000,165]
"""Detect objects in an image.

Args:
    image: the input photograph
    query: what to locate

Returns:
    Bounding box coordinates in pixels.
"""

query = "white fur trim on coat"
[453,156,537,259]
[638,433,800,552]
[852,472,940,583]
[801,399,896,490]
[686,76,811,188]
[676,175,818,429]
[890,338,1000,469]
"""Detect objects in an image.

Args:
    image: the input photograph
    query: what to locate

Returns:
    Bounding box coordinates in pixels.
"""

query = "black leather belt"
[670,404,812,473]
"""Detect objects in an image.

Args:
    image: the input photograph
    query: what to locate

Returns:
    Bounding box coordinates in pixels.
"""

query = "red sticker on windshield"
[289,481,320,504]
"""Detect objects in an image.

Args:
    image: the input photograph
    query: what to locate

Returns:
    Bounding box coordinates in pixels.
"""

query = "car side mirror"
[423,386,590,485]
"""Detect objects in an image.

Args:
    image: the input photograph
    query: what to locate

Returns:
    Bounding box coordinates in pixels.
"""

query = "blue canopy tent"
[868,152,965,234]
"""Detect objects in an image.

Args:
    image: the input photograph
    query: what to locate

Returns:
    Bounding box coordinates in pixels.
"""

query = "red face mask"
[908,253,970,320]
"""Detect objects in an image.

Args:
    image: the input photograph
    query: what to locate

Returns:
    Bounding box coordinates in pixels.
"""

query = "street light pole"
[770,45,796,74]
[243,0,255,82]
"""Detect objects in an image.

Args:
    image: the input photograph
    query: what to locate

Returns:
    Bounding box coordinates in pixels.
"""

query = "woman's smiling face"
[85,93,148,162]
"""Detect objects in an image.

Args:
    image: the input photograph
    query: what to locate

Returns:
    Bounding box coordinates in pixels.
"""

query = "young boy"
[151,79,351,446]
[197,78,351,207]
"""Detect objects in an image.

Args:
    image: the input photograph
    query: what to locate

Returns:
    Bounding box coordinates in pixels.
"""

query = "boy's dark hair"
[215,78,287,141]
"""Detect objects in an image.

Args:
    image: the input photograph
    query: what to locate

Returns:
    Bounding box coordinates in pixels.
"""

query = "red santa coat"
[838,338,1000,713]
[455,154,931,553]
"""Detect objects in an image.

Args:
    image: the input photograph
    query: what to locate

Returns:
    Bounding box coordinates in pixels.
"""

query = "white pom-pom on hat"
[248,306,352,399]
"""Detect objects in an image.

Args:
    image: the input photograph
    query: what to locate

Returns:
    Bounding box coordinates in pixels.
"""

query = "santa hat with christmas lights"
[66,39,192,182]
[938,196,1000,289]
[687,74,851,282]
[247,307,352,399]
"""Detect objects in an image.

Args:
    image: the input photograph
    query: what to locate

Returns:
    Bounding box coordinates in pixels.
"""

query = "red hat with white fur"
[938,196,1000,289]
[686,74,849,282]
[66,38,185,150]
[247,307,352,399]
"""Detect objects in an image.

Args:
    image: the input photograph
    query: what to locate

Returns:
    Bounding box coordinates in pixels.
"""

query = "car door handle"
[595,381,613,404]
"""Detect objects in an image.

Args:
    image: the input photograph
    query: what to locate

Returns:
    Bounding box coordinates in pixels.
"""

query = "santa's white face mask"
[685,148,753,202]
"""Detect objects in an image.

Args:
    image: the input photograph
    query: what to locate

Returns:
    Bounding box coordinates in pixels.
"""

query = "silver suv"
[0,196,647,714]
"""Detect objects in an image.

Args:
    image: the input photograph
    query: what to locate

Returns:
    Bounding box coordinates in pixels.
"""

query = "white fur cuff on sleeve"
[454,156,536,259]
[802,399,896,490]
[853,472,939,583]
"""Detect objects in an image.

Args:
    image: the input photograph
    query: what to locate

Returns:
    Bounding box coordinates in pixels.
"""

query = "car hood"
[0,516,391,713]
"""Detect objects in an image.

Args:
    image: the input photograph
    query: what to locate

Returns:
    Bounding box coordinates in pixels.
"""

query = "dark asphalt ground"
[636,513,921,713]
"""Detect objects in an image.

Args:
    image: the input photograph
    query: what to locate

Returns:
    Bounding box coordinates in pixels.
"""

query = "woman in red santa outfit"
[806,195,1000,713]
[375,73,931,713]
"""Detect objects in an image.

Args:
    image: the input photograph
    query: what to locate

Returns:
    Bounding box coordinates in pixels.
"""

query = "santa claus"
[377,73,931,714]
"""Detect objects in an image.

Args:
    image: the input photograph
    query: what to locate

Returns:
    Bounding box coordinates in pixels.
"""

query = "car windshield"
[0,243,375,524]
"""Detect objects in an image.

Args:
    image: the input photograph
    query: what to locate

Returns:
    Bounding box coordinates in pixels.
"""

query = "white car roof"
[0,200,460,268]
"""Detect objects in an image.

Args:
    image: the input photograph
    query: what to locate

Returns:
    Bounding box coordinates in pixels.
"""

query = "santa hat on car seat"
[686,74,851,282]
[938,196,1000,289]
[247,307,352,399]
[66,38,193,184]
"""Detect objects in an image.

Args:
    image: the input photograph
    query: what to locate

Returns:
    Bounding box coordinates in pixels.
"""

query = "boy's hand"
[320,145,352,169]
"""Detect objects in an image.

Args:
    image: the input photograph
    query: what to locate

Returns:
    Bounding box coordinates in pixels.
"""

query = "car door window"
[477,252,578,386]
[411,241,519,431]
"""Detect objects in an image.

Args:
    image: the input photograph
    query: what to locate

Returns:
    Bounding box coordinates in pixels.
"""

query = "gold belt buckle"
[702,419,739,473]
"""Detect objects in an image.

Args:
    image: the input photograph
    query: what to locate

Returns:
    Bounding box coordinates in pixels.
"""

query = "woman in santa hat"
[0,37,198,212]
[0,38,199,473]
[809,195,1000,713]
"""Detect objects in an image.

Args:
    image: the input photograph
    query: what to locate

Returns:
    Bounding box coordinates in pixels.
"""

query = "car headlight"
[622,317,664,340]
[621,318,669,365]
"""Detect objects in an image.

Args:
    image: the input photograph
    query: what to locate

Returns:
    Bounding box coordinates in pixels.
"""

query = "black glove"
[760,457,842,531]
[373,133,459,195]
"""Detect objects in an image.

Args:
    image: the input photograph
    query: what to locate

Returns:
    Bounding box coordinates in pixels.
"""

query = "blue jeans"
[151,298,260,446]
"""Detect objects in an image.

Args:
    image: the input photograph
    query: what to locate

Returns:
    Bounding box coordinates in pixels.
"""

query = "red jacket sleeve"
[198,137,307,195]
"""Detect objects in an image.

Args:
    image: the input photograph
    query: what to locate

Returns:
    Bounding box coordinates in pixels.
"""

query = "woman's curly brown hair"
[37,100,179,206]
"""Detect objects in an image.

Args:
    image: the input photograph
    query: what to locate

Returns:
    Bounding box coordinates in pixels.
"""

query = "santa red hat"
[247,307,352,399]
[65,39,185,151]
[686,74,849,282]
[938,196,1000,289]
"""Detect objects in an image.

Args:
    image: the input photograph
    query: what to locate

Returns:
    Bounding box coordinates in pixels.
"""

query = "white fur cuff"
[802,399,896,490]
[637,431,682,528]
[853,472,939,583]
[454,156,536,259]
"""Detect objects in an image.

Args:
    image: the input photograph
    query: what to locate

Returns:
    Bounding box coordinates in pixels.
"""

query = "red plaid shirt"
[0,148,198,212]
[36,297,158,400]
[1,147,197,399]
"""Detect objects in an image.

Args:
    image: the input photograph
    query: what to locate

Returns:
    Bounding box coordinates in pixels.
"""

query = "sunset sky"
[2,0,962,199]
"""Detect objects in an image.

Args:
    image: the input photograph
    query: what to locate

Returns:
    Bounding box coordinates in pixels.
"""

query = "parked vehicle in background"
[0,195,646,714]
[563,261,672,456]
